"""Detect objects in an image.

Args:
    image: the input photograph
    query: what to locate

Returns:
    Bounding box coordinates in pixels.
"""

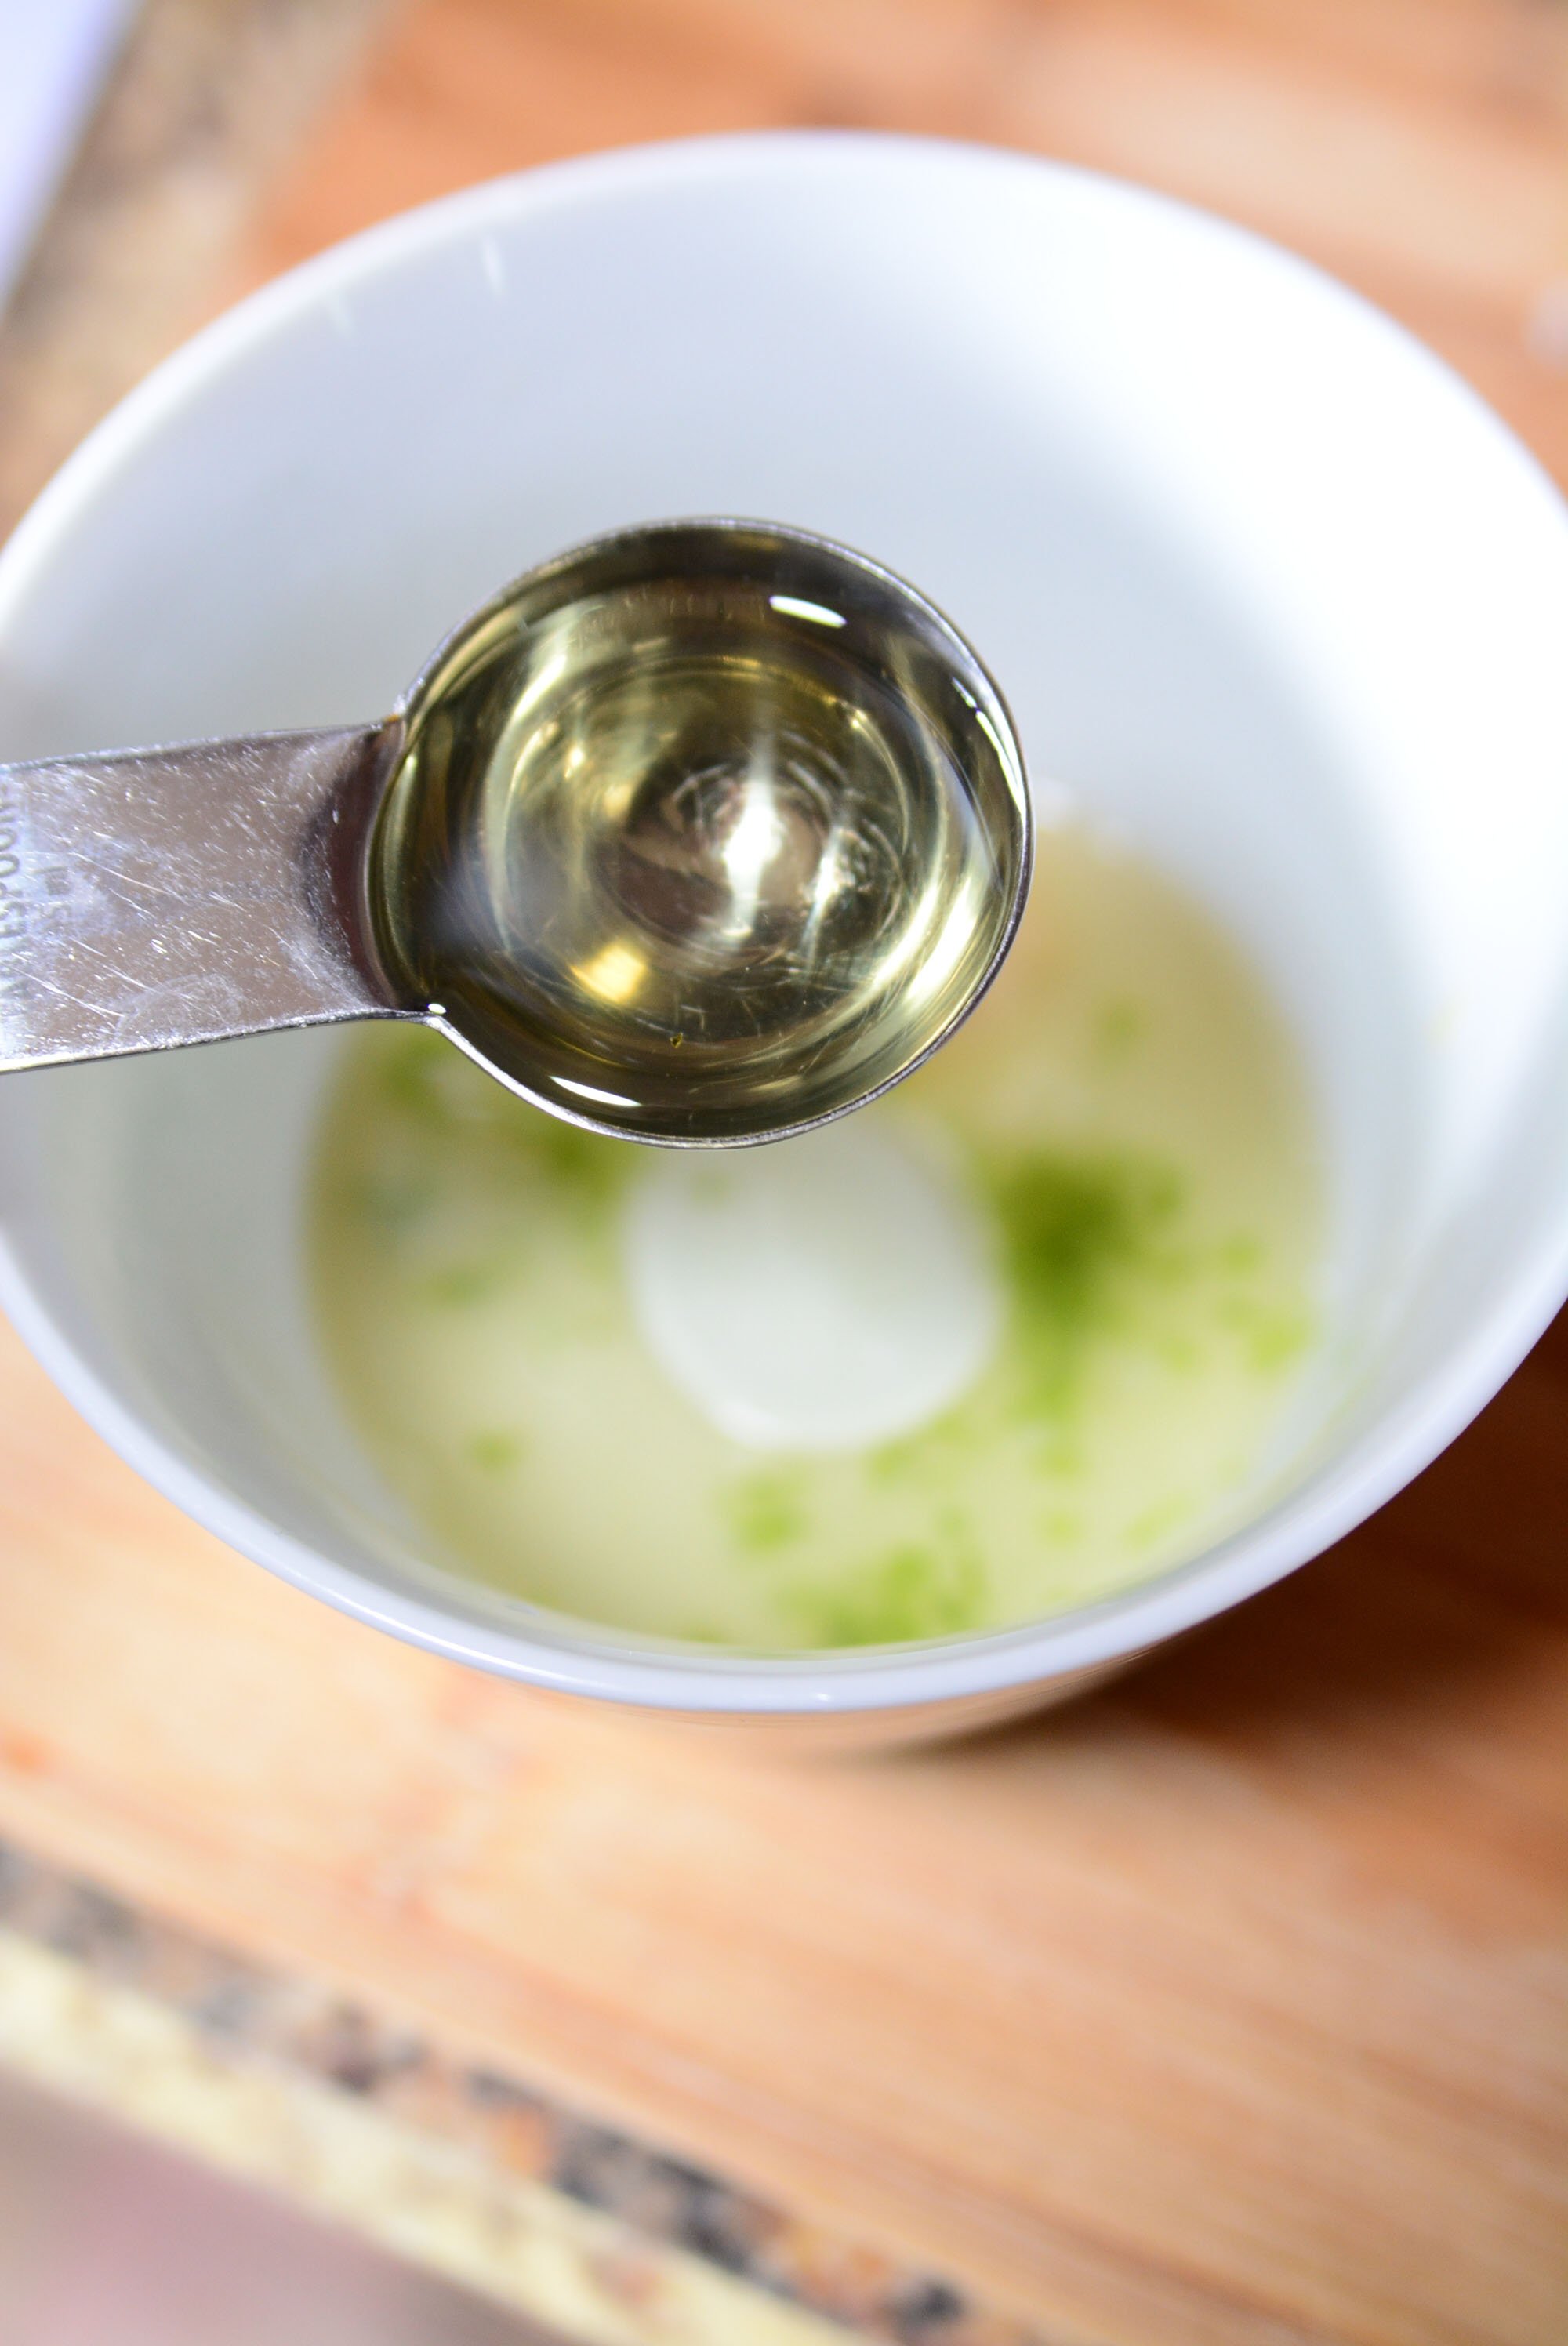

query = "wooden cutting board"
[1,5,1566,2344]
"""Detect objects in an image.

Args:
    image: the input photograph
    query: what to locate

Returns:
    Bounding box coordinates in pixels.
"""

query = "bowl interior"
[2,136,1567,1701]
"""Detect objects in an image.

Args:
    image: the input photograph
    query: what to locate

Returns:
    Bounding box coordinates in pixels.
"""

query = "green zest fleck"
[379,1025,461,1122]
[865,1409,976,1488]
[1093,995,1146,1061]
[788,1531,987,1648]
[1218,1295,1312,1374]
[425,1262,504,1307]
[347,1169,436,1233]
[1034,1434,1085,1479]
[1123,1494,1194,1550]
[985,1148,1186,1415]
[724,1468,808,1554]
[469,1429,523,1473]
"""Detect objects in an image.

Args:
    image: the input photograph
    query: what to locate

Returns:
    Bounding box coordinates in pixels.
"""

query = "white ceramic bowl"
[2,133,1566,1747]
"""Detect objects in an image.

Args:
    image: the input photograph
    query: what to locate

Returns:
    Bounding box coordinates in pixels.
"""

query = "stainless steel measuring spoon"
[0,520,1031,1145]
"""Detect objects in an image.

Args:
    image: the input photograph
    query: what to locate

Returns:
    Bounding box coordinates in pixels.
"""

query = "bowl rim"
[2,126,1568,1716]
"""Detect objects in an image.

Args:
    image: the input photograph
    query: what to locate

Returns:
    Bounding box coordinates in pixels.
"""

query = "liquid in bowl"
[310,823,1323,1649]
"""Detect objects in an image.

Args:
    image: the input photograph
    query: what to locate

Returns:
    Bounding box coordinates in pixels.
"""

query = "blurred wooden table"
[0,7,1564,2346]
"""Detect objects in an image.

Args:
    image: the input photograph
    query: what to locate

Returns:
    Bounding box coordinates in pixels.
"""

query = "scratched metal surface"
[0,724,394,1067]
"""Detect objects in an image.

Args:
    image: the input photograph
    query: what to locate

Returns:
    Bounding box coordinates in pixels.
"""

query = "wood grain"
[0,1285,1561,2346]
[1,4,1566,2343]
[0,0,394,536]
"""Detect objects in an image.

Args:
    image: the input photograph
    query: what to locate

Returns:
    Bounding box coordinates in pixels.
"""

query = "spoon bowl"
[376,521,1033,1142]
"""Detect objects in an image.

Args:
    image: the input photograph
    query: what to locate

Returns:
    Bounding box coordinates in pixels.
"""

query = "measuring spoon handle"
[0,723,406,1073]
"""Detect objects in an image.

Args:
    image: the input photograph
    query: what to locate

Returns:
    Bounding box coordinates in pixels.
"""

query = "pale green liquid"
[310,827,1321,1649]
